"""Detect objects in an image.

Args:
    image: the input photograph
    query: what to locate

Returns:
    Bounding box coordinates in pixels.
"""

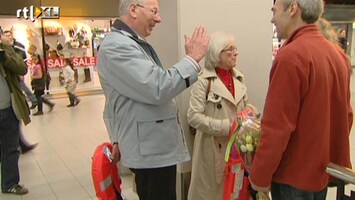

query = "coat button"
[217,104,222,109]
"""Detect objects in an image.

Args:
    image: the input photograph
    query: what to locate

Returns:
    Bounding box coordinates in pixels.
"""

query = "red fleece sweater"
[250,24,353,191]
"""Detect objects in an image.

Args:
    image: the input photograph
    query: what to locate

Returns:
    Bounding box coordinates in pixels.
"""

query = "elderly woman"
[187,31,253,200]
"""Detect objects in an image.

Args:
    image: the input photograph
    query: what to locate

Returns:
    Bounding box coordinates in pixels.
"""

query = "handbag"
[190,77,213,135]
[31,78,46,91]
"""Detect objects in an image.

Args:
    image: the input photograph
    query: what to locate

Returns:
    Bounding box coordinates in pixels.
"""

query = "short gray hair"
[119,0,144,16]
[282,0,324,23]
[205,31,236,70]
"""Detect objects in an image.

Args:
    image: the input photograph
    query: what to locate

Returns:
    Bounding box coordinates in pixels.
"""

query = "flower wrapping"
[224,107,262,200]
[235,109,260,172]
[223,121,250,200]
[225,108,260,171]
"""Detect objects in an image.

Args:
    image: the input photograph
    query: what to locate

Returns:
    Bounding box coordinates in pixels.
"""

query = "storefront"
[1,17,113,95]
[0,0,119,96]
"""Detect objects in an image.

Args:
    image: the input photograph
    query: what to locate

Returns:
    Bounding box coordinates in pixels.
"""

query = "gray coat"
[97,26,198,168]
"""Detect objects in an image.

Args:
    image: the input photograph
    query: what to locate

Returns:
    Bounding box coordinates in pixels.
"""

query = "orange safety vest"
[92,142,123,200]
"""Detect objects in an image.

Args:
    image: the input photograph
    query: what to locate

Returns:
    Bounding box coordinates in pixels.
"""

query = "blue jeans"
[20,80,37,104]
[0,107,20,192]
[271,182,327,200]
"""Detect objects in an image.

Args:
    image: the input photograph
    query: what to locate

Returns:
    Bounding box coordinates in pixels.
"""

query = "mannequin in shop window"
[83,67,92,83]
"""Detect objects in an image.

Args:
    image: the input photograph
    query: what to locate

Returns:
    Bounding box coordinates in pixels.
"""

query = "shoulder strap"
[205,78,212,100]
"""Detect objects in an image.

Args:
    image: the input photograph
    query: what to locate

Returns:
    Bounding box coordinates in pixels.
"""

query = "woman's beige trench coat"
[187,67,249,200]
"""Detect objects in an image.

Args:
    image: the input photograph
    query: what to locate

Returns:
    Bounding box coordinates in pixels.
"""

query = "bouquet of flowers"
[234,109,260,171]
[225,108,260,170]
[224,107,269,200]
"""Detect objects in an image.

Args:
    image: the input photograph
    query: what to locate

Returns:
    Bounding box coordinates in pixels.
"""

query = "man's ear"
[288,2,298,15]
[129,4,138,18]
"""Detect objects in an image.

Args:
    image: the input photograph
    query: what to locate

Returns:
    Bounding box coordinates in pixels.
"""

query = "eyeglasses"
[221,46,238,52]
[136,4,160,16]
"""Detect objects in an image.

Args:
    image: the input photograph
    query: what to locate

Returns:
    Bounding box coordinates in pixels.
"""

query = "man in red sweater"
[249,0,353,199]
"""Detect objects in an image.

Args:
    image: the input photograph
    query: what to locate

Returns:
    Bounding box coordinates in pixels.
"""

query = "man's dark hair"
[3,30,11,34]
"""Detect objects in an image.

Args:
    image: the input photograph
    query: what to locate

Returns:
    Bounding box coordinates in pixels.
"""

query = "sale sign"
[27,57,97,69]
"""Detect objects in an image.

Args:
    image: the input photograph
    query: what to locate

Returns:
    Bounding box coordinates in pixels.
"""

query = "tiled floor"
[0,94,138,200]
[0,73,355,199]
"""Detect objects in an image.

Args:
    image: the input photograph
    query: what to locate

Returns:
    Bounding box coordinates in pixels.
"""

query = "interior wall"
[178,0,273,114]
[352,23,355,66]
[148,0,179,68]
[148,0,273,182]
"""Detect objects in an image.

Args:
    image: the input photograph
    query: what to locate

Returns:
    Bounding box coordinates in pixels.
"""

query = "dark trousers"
[67,92,79,105]
[35,94,54,112]
[0,124,32,160]
[0,107,20,192]
[130,165,177,200]
[271,182,327,200]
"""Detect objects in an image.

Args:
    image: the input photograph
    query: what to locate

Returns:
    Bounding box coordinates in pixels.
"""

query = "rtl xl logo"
[16,6,60,22]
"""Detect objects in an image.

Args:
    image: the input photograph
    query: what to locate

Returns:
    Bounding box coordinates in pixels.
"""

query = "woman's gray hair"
[282,0,324,23]
[119,0,145,16]
[205,31,236,70]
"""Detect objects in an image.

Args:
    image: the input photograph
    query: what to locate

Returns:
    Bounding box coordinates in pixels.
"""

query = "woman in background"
[337,28,348,53]
[316,18,351,73]
[31,54,55,115]
[316,18,339,46]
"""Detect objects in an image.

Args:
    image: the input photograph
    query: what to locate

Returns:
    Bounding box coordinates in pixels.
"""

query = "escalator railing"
[326,162,355,200]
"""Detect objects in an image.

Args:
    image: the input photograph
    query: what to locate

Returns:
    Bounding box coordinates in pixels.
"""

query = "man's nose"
[155,14,162,23]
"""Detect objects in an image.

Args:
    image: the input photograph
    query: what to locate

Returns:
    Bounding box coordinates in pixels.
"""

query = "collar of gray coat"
[111,28,160,68]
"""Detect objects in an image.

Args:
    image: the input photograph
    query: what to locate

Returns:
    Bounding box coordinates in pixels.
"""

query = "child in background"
[62,58,80,107]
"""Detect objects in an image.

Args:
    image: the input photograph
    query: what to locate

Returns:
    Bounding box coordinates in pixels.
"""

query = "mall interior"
[0,0,355,199]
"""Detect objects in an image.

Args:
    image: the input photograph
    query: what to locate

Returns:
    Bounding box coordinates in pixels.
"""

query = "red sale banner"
[27,57,97,69]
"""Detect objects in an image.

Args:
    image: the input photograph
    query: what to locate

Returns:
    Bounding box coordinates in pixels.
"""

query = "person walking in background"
[0,30,31,195]
[0,30,37,154]
[337,28,348,53]
[249,0,353,199]
[61,58,80,107]
[187,31,256,200]
[1,30,37,109]
[31,54,55,116]
[97,0,209,199]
